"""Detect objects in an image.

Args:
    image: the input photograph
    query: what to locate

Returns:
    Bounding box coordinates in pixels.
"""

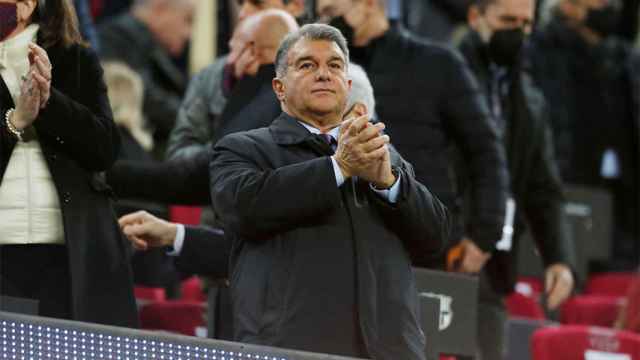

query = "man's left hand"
[545,263,574,310]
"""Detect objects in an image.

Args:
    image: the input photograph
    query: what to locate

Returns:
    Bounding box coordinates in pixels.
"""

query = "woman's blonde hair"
[103,62,154,151]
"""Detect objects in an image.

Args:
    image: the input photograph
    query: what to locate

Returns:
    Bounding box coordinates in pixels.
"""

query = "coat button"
[50,154,57,161]
[63,191,71,203]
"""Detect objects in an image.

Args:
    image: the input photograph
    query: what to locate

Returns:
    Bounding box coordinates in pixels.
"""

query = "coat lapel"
[0,75,15,110]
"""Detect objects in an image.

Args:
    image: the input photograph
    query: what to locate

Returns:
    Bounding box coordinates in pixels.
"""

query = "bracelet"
[5,108,24,142]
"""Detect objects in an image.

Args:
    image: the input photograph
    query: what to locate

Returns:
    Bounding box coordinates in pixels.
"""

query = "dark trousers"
[0,244,72,319]
[460,271,508,360]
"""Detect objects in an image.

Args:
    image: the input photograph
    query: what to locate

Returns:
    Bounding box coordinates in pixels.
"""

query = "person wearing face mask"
[455,0,576,357]
[320,0,510,275]
[0,0,138,326]
[530,0,640,269]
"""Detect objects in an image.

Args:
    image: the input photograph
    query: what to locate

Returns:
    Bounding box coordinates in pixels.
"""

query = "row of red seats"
[135,276,207,336]
[507,272,638,324]
[533,325,640,360]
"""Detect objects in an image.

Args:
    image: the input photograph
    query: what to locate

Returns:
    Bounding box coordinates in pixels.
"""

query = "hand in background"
[118,211,177,251]
[545,263,574,310]
[456,237,492,274]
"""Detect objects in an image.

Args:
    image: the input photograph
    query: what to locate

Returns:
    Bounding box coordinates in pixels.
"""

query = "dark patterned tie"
[317,133,337,154]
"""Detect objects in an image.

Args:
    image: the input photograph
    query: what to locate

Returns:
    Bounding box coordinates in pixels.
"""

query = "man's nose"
[315,65,332,81]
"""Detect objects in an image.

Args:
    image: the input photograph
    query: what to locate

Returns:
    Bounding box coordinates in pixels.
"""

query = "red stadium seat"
[139,301,206,336]
[439,356,457,360]
[586,272,636,297]
[561,295,625,327]
[622,274,640,332]
[181,276,206,302]
[531,325,640,360]
[506,292,546,320]
[169,205,203,226]
[134,286,166,302]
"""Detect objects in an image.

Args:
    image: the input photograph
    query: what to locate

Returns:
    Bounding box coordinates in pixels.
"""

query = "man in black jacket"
[320,0,509,266]
[456,0,575,357]
[529,0,640,268]
[98,0,197,158]
[209,24,448,359]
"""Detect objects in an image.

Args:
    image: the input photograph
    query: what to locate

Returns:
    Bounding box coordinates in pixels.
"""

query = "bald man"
[167,9,299,161]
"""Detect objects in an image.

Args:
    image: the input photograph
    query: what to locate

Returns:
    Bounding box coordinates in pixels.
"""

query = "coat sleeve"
[209,133,342,240]
[175,225,230,278]
[439,50,509,253]
[369,146,452,266]
[107,148,211,205]
[166,60,225,161]
[522,121,576,270]
[35,46,120,171]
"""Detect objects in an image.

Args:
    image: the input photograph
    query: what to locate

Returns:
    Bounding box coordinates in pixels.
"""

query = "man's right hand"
[118,211,178,251]
[334,115,389,181]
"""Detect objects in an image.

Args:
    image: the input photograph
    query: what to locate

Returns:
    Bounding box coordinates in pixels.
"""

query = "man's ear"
[272,77,286,102]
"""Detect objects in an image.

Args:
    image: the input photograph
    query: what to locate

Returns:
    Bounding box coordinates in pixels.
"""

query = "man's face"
[472,0,535,39]
[316,0,352,21]
[275,39,351,118]
[237,0,303,22]
[568,0,620,22]
[153,0,196,56]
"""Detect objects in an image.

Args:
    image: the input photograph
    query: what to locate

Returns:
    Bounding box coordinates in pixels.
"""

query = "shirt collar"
[297,121,341,140]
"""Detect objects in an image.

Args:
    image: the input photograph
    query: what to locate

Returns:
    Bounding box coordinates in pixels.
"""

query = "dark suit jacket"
[209,112,451,360]
[0,41,138,327]
[175,226,229,278]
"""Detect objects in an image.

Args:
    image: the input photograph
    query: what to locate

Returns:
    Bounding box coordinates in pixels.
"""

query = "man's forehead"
[288,39,347,63]
[490,0,535,15]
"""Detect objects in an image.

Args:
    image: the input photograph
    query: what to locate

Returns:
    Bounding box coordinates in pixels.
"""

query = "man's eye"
[330,63,343,69]
[300,63,314,70]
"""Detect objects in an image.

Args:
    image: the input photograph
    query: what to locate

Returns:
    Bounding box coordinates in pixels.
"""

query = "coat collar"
[269,112,316,145]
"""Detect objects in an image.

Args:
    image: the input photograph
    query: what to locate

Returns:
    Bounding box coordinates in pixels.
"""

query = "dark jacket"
[209,112,450,359]
[0,42,138,327]
[459,32,575,294]
[98,13,187,149]
[175,226,229,278]
[529,17,640,260]
[352,25,509,252]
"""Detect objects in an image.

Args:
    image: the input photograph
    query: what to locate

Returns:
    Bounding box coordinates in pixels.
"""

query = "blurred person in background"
[103,61,184,299]
[0,0,137,326]
[402,0,474,43]
[167,9,299,163]
[98,0,197,159]
[455,0,576,356]
[74,0,99,49]
[319,0,510,270]
[530,0,640,269]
